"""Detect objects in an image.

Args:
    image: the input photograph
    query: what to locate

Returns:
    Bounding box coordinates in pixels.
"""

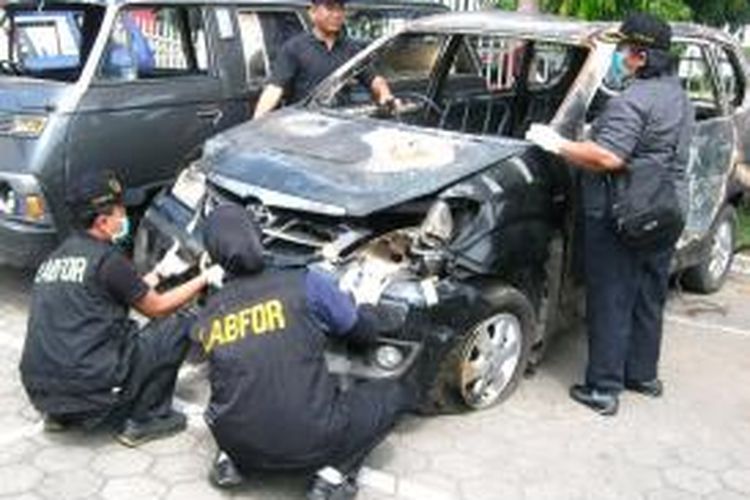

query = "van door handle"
[197,108,223,127]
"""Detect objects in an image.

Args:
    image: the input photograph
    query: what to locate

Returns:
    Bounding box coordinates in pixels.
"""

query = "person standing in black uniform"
[19,171,224,445]
[193,204,419,500]
[526,13,693,415]
[253,0,397,118]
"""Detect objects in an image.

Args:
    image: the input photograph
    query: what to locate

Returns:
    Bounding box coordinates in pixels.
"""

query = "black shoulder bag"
[607,170,685,251]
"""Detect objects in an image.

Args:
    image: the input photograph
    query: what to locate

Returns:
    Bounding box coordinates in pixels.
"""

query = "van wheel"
[425,286,535,413]
[682,205,737,294]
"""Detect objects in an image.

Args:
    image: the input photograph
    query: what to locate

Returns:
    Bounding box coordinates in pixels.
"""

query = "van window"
[0,4,104,82]
[237,10,304,82]
[99,6,208,81]
[345,8,432,43]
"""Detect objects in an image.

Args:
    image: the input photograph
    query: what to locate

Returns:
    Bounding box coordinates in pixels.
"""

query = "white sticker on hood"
[362,128,456,172]
[273,112,341,137]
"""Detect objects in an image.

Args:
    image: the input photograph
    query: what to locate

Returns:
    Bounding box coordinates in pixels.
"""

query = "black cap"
[66,169,124,211]
[203,204,265,276]
[604,13,672,51]
[311,0,348,5]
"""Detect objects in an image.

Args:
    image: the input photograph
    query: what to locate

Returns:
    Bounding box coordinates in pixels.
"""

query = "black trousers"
[117,310,194,422]
[225,378,417,476]
[331,379,418,474]
[583,215,674,393]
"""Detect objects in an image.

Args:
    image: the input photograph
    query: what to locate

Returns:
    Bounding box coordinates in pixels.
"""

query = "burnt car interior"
[317,32,589,139]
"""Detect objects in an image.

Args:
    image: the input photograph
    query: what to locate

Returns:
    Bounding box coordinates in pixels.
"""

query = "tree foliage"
[493,0,750,26]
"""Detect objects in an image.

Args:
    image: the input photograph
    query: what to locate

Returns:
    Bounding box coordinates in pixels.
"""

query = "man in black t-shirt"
[253,0,396,118]
[20,171,224,446]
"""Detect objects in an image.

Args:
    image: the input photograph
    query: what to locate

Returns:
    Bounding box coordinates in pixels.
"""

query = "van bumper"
[0,216,57,268]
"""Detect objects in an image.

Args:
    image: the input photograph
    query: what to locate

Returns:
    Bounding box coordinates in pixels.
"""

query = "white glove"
[153,242,191,278]
[339,263,389,306]
[202,264,225,289]
[525,124,567,154]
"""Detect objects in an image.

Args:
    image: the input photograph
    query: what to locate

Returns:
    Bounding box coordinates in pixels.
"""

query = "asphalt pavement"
[0,263,749,500]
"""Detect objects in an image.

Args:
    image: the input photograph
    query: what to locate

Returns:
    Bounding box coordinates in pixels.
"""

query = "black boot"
[209,450,244,489]
[569,384,619,416]
[306,467,359,500]
[116,409,187,447]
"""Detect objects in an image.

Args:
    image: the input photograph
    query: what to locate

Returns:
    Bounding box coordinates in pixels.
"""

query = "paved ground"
[0,264,749,500]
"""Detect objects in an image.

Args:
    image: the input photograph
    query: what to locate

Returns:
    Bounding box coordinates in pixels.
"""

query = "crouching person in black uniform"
[195,204,419,500]
[19,171,223,446]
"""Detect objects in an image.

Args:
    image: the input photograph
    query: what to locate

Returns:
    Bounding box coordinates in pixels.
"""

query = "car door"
[714,41,750,199]
[673,39,735,246]
[235,8,306,112]
[66,4,223,205]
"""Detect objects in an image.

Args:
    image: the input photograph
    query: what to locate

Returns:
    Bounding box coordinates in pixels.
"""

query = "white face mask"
[111,214,130,244]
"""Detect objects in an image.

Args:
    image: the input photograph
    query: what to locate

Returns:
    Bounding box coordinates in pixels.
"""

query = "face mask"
[112,215,130,244]
[609,49,631,87]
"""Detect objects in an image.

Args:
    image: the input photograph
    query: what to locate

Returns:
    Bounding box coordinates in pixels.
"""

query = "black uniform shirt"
[582,75,693,217]
[98,251,149,305]
[269,31,375,104]
[192,268,377,470]
[20,234,147,415]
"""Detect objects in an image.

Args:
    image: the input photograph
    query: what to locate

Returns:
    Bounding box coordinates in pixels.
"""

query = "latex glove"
[525,124,567,154]
[153,242,191,278]
[202,264,225,289]
[339,263,389,306]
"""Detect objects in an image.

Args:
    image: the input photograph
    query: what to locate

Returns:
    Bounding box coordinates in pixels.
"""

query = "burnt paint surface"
[682,119,734,242]
[206,110,529,216]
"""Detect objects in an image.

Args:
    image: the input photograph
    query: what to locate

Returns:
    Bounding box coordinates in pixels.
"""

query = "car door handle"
[197,108,223,126]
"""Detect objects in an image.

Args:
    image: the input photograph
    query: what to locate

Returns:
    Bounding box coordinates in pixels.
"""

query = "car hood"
[0,76,70,112]
[204,109,529,217]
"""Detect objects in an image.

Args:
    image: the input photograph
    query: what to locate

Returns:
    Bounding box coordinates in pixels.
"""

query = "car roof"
[406,10,737,47]
[5,0,447,10]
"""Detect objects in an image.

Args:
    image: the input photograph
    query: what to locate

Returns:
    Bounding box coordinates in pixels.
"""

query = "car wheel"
[426,286,535,412]
[682,205,737,294]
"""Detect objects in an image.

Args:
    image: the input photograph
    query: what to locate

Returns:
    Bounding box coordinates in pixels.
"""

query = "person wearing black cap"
[194,204,420,500]
[253,0,396,118]
[19,171,224,445]
[525,13,694,415]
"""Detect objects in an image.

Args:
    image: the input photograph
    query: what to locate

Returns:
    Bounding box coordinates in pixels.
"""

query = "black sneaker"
[43,414,70,433]
[569,384,619,416]
[625,379,664,398]
[307,467,359,500]
[209,450,244,489]
[116,410,187,447]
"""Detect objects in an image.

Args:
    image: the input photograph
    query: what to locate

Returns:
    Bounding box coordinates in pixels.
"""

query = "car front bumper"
[0,216,57,268]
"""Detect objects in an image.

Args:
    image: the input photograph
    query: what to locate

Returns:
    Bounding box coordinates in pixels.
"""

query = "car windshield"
[0,4,105,81]
[313,31,589,139]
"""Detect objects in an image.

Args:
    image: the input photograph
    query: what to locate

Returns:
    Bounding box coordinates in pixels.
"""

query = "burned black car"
[137,12,750,411]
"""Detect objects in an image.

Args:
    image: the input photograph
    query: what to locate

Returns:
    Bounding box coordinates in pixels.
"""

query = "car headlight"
[171,165,207,210]
[0,176,51,224]
[0,114,48,137]
[419,200,453,247]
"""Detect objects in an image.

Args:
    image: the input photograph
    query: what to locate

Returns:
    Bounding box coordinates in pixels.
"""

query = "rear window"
[0,4,104,81]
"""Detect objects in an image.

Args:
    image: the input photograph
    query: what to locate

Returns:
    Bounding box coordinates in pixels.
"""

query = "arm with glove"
[525,124,625,173]
[134,243,224,318]
[307,268,403,346]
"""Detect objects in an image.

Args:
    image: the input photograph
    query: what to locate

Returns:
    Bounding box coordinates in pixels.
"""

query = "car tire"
[682,205,737,294]
[424,285,535,413]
